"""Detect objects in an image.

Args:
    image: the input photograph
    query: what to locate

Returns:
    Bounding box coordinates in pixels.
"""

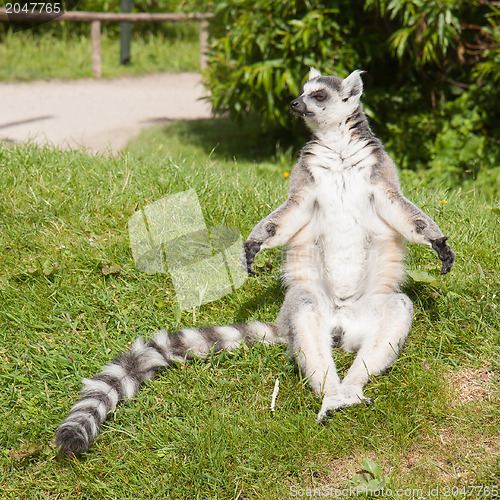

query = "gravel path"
[0,72,211,154]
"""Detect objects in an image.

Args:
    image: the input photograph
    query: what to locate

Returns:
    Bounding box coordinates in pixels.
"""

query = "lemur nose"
[290,97,307,116]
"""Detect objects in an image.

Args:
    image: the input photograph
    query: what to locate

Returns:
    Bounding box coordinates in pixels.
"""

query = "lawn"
[0,118,499,498]
[0,23,199,81]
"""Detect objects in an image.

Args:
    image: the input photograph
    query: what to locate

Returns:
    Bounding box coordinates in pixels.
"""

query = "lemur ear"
[308,67,322,80]
[341,70,365,100]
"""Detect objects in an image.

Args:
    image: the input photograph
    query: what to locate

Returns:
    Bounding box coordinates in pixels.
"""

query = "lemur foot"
[317,393,374,424]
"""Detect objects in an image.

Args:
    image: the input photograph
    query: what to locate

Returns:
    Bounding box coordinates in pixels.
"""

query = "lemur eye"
[310,90,326,102]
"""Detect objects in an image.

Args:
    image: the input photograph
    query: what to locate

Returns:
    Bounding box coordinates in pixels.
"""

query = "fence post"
[90,20,102,78]
[120,0,132,65]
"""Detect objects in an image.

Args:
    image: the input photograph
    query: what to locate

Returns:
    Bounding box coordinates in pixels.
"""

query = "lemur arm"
[371,167,455,274]
[243,169,315,274]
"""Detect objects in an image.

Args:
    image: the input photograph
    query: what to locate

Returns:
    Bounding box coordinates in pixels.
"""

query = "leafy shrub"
[202,0,500,196]
[204,0,371,129]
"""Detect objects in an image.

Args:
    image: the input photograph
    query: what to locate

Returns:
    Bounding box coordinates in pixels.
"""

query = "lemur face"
[290,69,365,132]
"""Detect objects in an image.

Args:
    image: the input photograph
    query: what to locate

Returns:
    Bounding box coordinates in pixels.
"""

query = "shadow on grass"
[402,280,443,323]
[152,115,308,163]
[235,278,284,323]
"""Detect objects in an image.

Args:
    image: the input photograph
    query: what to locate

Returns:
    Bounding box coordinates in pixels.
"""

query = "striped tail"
[54,321,282,456]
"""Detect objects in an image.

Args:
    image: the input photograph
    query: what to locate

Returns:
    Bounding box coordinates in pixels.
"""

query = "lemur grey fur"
[54,68,455,456]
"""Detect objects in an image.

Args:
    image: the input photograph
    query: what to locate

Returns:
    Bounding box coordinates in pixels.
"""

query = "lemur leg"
[318,293,413,421]
[278,287,342,406]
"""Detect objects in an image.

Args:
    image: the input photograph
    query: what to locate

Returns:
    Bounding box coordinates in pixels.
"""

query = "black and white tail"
[54,321,281,456]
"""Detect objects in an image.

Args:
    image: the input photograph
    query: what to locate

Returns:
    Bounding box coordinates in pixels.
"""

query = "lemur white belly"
[288,138,384,300]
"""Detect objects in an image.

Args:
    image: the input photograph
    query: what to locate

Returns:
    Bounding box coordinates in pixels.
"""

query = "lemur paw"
[317,394,374,424]
[430,236,456,275]
[242,240,261,275]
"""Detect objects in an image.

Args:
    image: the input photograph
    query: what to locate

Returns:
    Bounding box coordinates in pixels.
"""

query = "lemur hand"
[430,236,455,275]
[242,240,261,275]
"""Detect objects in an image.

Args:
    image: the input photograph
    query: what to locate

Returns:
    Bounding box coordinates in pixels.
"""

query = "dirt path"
[0,72,211,154]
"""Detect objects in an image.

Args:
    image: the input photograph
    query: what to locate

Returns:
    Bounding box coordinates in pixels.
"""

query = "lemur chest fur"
[288,138,390,299]
[306,136,379,235]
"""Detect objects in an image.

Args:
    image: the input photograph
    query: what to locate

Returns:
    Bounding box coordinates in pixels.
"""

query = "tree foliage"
[202,0,500,193]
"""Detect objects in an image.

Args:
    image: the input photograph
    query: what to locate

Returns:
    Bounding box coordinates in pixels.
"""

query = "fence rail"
[0,9,213,77]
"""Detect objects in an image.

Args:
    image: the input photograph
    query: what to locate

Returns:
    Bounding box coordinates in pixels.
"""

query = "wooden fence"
[0,9,213,77]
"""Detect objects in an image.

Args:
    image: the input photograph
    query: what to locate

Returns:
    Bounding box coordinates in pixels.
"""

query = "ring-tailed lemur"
[55,68,455,456]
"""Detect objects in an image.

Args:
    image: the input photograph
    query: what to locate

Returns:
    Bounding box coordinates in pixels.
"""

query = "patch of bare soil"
[444,367,498,406]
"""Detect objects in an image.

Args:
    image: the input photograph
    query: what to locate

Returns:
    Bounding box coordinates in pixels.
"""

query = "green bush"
[205,0,368,129]
[202,0,500,196]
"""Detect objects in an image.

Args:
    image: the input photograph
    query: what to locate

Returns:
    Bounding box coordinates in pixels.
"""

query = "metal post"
[120,0,132,65]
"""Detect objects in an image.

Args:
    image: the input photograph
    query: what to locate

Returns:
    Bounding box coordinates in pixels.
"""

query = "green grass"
[0,25,199,81]
[0,120,499,498]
